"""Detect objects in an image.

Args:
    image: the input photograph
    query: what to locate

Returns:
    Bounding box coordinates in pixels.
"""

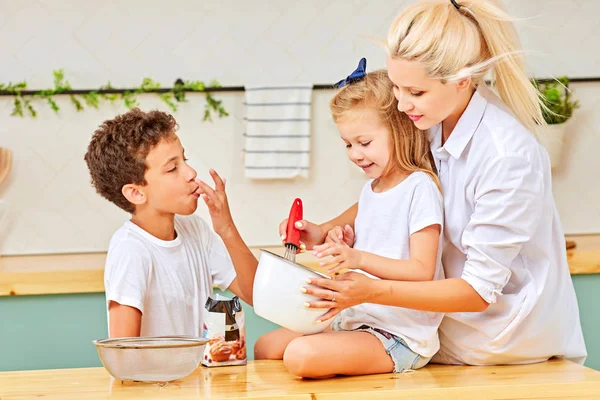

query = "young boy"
[84,108,258,338]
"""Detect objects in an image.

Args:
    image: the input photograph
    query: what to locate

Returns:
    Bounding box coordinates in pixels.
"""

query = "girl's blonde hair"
[330,70,440,191]
[387,0,545,134]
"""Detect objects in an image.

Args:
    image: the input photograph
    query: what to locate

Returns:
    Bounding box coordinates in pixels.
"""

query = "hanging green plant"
[533,76,580,125]
[0,70,229,122]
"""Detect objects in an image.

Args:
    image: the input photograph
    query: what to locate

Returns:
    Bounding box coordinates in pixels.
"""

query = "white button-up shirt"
[430,85,587,365]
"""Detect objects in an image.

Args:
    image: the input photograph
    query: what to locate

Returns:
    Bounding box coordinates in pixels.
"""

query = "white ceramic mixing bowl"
[253,250,334,335]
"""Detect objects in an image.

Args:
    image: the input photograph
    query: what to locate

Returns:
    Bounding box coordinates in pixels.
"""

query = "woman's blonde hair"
[330,70,440,191]
[387,0,545,134]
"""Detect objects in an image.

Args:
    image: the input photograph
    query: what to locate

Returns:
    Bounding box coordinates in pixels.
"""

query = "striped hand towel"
[243,85,312,179]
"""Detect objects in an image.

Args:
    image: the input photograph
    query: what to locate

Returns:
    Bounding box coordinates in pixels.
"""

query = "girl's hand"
[313,242,364,275]
[301,271,378,322]
[324,224,355,247]
[196,169,235,238]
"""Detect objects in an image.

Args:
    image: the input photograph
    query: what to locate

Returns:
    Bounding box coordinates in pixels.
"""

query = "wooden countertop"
[1,235,599,297]
[0,360,600,400]
[566,234,600,274]
[1,359,600,399]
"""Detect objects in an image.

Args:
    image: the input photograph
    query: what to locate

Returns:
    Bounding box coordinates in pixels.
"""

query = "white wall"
[0,0,599,255]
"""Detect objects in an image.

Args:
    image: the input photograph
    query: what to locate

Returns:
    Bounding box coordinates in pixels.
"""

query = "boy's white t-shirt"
[337,171,445,358]
[104,214,237,337]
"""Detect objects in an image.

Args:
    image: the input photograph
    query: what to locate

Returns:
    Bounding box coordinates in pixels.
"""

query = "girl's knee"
[283,337,321,378]
[254,328,300,360]
[254,333,283,360]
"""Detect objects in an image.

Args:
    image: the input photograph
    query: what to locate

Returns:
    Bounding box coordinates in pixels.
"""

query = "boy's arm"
[196,170,257,305]
[218,226,258,305]
[108,302,142,337]
[104,241,151,338]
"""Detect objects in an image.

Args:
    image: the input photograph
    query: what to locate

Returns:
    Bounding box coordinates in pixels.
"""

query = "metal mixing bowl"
[93,336,208,383]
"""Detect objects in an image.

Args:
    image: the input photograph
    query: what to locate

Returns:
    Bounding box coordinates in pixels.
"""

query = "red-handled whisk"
[283,198,303,262]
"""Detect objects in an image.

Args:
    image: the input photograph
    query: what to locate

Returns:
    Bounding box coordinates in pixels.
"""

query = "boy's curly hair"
[84,108,177,213]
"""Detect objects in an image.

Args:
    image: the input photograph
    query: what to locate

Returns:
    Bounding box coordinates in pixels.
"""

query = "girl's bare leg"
[254,328,303,360]
[283,330,394,379]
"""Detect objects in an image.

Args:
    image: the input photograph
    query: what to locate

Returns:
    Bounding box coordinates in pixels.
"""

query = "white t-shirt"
[430,85,586,365]
[104,214,237,337]
[337,172,445,358]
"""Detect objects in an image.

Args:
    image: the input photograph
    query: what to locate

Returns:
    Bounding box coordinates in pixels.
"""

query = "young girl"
[257,63,445,379]
[291,0,587,366]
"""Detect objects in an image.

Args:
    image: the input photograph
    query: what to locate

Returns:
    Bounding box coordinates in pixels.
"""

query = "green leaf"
[70,95,84,111]
[159,92,178,112]
[83,92,100,109]
[203,108,211,122]
[122,91,138,109]
[23,98,37,117]
[53,69,72,92]
[11,97,24,117]
[140,77,160,92]
[183,80,205,91]
[47,97,60,113]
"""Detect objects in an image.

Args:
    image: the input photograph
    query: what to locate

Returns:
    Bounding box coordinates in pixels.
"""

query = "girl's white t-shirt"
[337,171,445,358]
[104,214,236,337]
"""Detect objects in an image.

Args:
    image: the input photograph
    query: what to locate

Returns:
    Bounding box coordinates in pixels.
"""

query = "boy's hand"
[196,169,235,238]
[312,242,364,275]
[324,224,355,247]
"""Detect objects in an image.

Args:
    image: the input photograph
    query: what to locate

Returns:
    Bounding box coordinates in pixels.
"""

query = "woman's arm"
[305,154,545,321]
[303,273,489,322]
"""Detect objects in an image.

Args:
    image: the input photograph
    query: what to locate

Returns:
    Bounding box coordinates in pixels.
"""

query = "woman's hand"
[278,219,324,251]
[313,242,364,275]
[301,271,380,322]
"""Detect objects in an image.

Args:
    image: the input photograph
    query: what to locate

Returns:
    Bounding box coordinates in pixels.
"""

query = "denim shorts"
[332,316,431,373]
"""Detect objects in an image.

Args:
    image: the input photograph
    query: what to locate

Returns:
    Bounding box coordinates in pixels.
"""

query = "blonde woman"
[282,0,587,366]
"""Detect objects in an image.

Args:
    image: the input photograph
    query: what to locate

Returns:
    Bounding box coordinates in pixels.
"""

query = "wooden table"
[1,360,600,400]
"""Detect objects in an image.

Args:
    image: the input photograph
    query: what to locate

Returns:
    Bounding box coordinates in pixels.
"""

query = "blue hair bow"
[335,58,367,88]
